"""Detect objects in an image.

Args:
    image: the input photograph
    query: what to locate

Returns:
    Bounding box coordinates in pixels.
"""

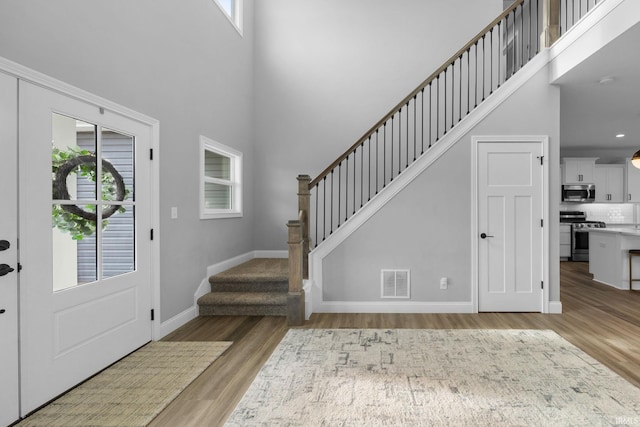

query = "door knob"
[0,240,9,251]
[0,264,15,276]
[480,233,494,239]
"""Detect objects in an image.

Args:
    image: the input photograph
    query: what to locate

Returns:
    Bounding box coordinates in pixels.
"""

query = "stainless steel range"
[560,211,586,223]
[560,211,606,261]
[571,221,606,262]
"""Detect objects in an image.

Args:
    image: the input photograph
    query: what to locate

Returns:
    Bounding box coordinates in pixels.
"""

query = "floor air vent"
[381,270,410,298]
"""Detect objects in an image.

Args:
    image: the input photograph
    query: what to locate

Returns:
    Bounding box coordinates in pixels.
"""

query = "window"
[200,136,242,219]
[212,0,243,35]
[51,113,136,290]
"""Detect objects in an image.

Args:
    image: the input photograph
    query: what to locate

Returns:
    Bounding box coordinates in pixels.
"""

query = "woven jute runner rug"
[226,329,640,426]
[18,341,231,427]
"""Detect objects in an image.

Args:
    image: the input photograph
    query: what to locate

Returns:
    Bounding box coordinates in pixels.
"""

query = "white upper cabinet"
[594,164,624,203]
[562,158,598,184]
[626,160,640,203]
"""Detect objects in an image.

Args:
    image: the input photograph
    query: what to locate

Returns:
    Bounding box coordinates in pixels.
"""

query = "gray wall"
[322,66,561,304]
[252,0,504,249]
[0,0,256,321]
[0,0,558,319]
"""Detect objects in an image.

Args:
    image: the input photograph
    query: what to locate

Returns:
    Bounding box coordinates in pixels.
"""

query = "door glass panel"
[102,205,135,279]
[52,113,97,201]
[52,204,98,291]
[51,115,136,291]
[102,128,135,202]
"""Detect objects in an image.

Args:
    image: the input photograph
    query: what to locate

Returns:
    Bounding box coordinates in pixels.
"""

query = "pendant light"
[633,149,640,169]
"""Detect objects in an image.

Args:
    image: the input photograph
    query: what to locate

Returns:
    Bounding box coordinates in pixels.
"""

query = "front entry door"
[0,73,20,426]
[477,140,544,312]
[19,81,153,414]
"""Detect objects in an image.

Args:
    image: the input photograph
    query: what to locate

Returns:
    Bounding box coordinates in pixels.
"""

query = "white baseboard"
[205,252,255,278]
[159,305,198,339]
[315,301,475,314]
[548,301,563,314]
[254,250,287,258]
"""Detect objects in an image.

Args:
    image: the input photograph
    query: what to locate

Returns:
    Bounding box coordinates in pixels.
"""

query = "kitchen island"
[588,227,640,290]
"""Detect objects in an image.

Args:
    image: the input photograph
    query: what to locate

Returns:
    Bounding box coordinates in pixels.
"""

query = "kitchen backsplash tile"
[560,203,635,224]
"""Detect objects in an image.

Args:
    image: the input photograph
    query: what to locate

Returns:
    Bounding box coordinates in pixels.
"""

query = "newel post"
[297,174,311,280]
[541,0,560,48]
[287,220,305,326]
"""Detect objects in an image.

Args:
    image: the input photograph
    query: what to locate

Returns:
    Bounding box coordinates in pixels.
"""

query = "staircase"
[197,258,289,316]
[197,0,604,324]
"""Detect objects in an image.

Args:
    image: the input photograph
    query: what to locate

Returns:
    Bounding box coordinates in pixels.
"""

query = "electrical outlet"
[440,277,448,290]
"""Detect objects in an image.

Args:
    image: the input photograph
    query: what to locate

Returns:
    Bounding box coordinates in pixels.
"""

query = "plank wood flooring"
[150,261,640,427]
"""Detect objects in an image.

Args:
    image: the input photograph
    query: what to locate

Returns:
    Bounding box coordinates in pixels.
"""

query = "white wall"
[0,0,256,321]
[252,0,504,249]
[322,66,561,305]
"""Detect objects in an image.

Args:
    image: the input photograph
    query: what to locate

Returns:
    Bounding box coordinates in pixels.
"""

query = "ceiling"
[556,21,640,162]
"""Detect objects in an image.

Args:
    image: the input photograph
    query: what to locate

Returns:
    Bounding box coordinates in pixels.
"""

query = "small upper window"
[200,136,243,219]
[213,0,243,35]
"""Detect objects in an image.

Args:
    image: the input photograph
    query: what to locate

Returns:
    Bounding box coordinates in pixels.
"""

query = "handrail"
[304,0,604,248]
[309,0,526,189]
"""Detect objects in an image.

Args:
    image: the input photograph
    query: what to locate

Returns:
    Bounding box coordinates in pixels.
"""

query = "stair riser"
[199,304,287,316]
[209,281,288,293]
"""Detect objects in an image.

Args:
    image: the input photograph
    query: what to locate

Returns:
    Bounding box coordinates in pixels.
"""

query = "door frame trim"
[0,56,162,339]
[471,135,550,313]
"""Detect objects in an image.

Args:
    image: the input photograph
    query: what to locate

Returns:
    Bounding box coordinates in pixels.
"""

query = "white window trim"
[212,0,243,36]
[200,136,243,219]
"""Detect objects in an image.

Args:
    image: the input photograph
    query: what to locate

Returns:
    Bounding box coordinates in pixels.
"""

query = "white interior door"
[0,72,20,426]
[19,81,153,415]
[478,140,543,312]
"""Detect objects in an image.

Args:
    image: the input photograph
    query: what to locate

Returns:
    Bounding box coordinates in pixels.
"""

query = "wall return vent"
[381,270,410,298]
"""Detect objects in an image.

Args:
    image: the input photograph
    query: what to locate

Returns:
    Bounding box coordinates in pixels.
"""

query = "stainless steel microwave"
[562,184,595,203]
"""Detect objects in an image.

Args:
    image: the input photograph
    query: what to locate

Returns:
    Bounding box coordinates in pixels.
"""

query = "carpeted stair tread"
[199,258,290,317]
[209,258,288,284]
[210,280,288,293]
[198,303,287,316]
[198,291,287,306]
[197,292,287,316]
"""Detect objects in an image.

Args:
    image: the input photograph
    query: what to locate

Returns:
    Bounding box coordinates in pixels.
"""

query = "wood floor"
[150,262,640,426]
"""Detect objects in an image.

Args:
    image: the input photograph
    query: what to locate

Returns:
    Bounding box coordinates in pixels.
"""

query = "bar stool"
[629,250,640,290]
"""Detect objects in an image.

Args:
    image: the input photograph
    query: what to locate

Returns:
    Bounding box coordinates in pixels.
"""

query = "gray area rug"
[226,329,640,426]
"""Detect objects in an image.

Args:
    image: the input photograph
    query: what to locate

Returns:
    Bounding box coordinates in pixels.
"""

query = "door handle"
[0,264,15,276]
[480,233,494,239]
[0,240,9,251]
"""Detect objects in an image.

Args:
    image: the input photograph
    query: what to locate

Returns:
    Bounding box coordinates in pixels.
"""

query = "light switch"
[171,207,178,219]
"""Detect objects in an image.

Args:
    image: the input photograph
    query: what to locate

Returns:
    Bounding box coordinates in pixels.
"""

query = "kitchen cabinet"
[626,159,640,202]
[589,228,640,290]
[594,164,624,203]
[562,158,597,184]
[560,223,571,260]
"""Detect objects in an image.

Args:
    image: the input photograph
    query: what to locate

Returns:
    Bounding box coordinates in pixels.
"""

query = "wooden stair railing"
[285,175,310,326]
[287,218,304,326]
[286,0,604,324]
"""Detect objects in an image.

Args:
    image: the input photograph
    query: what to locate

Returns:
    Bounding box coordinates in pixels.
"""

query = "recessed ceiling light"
[599,76,615,85]
[616,134,625,138]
